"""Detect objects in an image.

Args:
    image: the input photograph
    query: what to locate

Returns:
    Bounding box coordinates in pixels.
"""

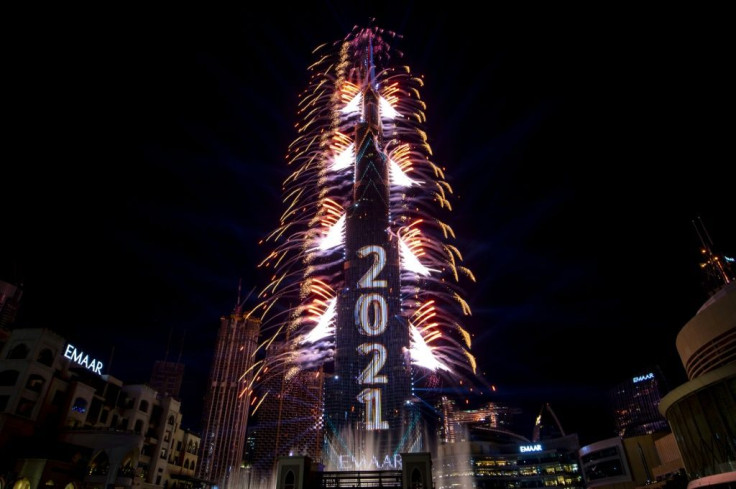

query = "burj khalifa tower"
[255,24,476,472]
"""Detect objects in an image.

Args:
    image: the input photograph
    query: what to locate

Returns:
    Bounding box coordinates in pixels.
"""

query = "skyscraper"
[609,367,670,437]
[196,303,260,489]
[253,23,477,472]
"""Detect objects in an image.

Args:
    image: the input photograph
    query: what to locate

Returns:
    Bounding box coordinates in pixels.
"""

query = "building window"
[26,374,45,392]
[0,370,19,386]
[7,343,29,360]
[16,398,35,417]
[36,348,54,366]
[139,400,149,413]
[12,477,31,489]
[100,409,109,423]
[411,468,424,488]
[72,397,88,414]
[134,419,144,434]
[284,471,295,489]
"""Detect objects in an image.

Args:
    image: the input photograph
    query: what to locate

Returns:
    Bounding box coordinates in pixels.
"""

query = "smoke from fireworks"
[253,23,477,393]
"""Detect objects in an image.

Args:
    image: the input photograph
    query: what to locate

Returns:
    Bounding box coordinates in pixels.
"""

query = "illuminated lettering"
[357,343,387,384]
[354,244,389,430]
[520,444,543,453]
[337,453,402,470]
[355,293,388,335]
[63,343,103,375]
[633,372,654,383]
[357,245,388,288]
[357,387,388,430]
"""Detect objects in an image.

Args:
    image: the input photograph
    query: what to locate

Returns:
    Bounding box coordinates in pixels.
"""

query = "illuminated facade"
[254,23,476,472]
[0,327,202,489]
[435,427,583,489]
[196,307,260,489]
[248,341,324,488]
[608,367,670,437]
[438,396,521,444]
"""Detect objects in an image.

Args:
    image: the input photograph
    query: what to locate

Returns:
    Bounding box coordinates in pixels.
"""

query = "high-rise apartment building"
[196,304,260,489]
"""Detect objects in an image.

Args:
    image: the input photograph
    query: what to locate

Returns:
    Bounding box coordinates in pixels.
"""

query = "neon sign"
[633,372,654,383]
[63,343,103,375]
[520,444,543,453]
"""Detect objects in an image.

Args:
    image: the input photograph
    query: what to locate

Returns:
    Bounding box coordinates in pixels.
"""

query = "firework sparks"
[255,23,477,405]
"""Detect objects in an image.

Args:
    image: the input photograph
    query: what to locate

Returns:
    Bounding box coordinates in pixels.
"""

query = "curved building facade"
[659,281,736,489]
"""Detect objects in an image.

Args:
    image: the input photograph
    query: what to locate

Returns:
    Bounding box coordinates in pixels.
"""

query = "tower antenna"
[692,216,732,290]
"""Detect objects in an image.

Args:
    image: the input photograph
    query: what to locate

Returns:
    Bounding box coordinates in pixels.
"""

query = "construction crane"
[532,402,565,442]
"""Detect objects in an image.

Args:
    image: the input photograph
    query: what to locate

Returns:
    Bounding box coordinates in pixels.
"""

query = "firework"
[253,23,477,465]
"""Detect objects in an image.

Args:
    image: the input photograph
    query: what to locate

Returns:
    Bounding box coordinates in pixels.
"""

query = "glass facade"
[436,432,583,489]
[662,371,736,480]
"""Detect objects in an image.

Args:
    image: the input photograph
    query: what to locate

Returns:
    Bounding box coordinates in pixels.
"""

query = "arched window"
[0,370,20,386]
[7,344,29,360]
[36,348,54,366]
[134,419,144,434]
[72,397,88,414]
[411,467,424,488]
[167,415,175,425]
[284,470,295,489]
[88,451,109,476]
[26,374,45,392]
[12,477,31,489]
[139,400,149,413]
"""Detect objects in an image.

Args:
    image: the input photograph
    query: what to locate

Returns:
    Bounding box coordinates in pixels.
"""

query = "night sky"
[4,5,734,447]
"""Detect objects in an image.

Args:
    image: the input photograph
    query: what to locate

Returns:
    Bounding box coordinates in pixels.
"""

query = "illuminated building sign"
[63,343,103,375]
[633,372,654,383]
[338,453,402,470]
[520,444,543,453]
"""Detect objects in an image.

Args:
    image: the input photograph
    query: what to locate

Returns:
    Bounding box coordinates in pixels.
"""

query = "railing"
[318,470,403,487]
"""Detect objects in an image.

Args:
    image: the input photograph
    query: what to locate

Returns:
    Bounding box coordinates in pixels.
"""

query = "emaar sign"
[519,444,543,453]
[63,344,103,375]
[633,372,654,383]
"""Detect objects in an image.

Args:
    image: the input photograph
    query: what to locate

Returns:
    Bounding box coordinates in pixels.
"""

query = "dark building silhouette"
[149,360,185,399]
[0,279,22,330]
